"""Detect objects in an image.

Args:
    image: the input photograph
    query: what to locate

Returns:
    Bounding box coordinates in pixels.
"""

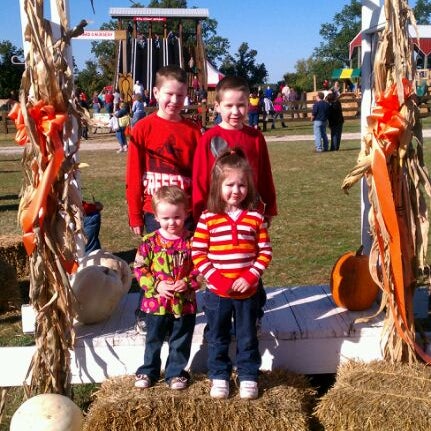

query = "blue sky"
[0,0,411,83]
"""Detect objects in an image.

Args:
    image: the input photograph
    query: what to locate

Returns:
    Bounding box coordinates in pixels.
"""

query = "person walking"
[327,92,344,151]
[311,92,329,152]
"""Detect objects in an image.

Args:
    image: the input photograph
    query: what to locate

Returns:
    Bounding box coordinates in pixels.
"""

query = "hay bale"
[0,235,29,280]
[0,260,19,311]
[83,370,316,431]
[314,360,431,431]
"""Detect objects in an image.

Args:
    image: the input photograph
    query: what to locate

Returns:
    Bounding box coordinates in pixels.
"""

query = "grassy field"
[1,118,431,428]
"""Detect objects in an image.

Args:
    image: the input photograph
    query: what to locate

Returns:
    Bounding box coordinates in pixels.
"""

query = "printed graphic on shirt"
[143,172,191,196]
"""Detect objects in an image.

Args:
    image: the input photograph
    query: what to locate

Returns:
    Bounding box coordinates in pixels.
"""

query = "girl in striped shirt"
[192,148,272,400]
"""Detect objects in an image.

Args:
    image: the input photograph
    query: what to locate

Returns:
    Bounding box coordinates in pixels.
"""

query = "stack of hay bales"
[315,360,431,430]
[84,370,316,431]
[0,235,29,311]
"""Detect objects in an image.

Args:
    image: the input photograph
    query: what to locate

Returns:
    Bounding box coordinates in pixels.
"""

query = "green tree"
[89,21,117,83]
[313,0,361,66]
[0,41,24,99]
[414,0,431,24]
[74,60,108,98]
[220,42,268,89]
[201,18,230,67]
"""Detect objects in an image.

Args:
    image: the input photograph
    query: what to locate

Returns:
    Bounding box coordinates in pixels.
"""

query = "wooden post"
[360,0,385,254]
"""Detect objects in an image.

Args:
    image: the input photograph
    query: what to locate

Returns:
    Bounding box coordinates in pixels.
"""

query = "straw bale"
[0,259,19,311]
[83,370,316,431]
[0,235,29,280]
[315,360,431,431]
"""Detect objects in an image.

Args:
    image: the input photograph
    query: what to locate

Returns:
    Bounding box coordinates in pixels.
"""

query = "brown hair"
[207,148,256,213]
[155,65,187,88]
[151,185,190,213]
[215,76,250,102]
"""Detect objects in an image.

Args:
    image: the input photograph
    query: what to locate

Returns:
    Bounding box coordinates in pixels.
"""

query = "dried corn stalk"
[342,0,431,363]
[9,0,87,395]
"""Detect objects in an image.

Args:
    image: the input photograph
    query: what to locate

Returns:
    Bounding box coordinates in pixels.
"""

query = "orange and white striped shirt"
[192,210,272,299]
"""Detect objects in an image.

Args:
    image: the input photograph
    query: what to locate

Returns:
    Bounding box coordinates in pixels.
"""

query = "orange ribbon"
[368,79,431,362]
[9,102,78,274]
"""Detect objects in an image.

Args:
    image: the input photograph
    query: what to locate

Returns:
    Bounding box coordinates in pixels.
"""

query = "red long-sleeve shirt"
[192,125,278,221]
[126,113,201,228]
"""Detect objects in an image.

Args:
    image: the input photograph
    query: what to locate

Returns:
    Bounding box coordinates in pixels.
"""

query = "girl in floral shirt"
[133,186,200,391]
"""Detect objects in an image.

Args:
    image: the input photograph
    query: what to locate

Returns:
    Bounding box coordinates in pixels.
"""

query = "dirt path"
[1,129,431,155]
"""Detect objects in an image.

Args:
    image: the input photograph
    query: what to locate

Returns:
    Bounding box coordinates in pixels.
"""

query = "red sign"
[134,17,167,22]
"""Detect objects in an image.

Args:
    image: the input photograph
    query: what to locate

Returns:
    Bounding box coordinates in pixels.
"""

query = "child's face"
[221,168,248,211]
[155,201,187,238]
[153,78,187,121]
[215,89,248,130]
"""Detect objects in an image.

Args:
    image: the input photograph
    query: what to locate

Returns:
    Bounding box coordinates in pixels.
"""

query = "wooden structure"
[0,285,400,386]
[109,7,209,102]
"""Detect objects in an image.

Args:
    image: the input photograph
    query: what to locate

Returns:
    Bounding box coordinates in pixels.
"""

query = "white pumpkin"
[72,265,125,324]
[71,250,132,324]
[10,393,83,431]
[78,249,132,293]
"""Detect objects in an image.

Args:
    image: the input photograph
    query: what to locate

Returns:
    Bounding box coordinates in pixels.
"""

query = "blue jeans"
[313,120,329,151]
[136,313,196,382]
[203,290,261,382]
[83,212,101,253]
[330,124,343,151]
[248,112,259,127]
[115,128,127,148]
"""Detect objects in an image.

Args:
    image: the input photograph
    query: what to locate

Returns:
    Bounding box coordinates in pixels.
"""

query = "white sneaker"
[240,380,258,400]
[210,379,229,399]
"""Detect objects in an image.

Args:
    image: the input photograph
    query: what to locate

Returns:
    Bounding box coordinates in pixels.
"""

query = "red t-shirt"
[126,113,201,228]
[192,124,278,221]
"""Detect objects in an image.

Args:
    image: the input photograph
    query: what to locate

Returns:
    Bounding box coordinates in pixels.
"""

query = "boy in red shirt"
[126,65,201,236]
[192,76,277,224]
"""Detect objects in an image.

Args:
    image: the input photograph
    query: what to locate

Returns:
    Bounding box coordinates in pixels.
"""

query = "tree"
[89,21,117,83]
[0,41,24,98]
[201,18,230,67]
[414,0,431,24]
[74,60,108,97]
[220,42,268,89]
[313,0,361,67]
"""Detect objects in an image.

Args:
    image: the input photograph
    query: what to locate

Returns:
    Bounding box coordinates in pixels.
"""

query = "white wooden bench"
[1,285,428,387]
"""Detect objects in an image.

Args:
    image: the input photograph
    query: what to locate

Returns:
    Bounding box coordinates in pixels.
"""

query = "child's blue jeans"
[203,290,261,382]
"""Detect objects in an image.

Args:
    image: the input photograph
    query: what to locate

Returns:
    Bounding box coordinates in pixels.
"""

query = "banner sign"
[134,17,167,22]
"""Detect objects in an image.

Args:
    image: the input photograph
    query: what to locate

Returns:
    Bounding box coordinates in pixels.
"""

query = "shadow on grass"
[0,194,19,200]
[0,203,19,212]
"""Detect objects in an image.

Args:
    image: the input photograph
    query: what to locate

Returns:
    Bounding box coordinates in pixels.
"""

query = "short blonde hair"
[151,186,190,213]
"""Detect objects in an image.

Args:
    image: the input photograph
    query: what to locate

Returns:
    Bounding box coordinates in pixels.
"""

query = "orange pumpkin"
[330,245,379,311]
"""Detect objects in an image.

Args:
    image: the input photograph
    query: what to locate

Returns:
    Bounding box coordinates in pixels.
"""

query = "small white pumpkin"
[10,393,83,431]
[71,250,132,324]
[72,265,125,324]
[78,249,132,293]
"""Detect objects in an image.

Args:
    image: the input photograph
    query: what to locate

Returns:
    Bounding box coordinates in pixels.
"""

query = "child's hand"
[131,225,143,236]
[230,277,251,294]
[173,279,188,293]
[156,281,175,299]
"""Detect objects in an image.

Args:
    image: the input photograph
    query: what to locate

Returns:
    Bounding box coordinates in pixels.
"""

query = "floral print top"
[134,229,200,317]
